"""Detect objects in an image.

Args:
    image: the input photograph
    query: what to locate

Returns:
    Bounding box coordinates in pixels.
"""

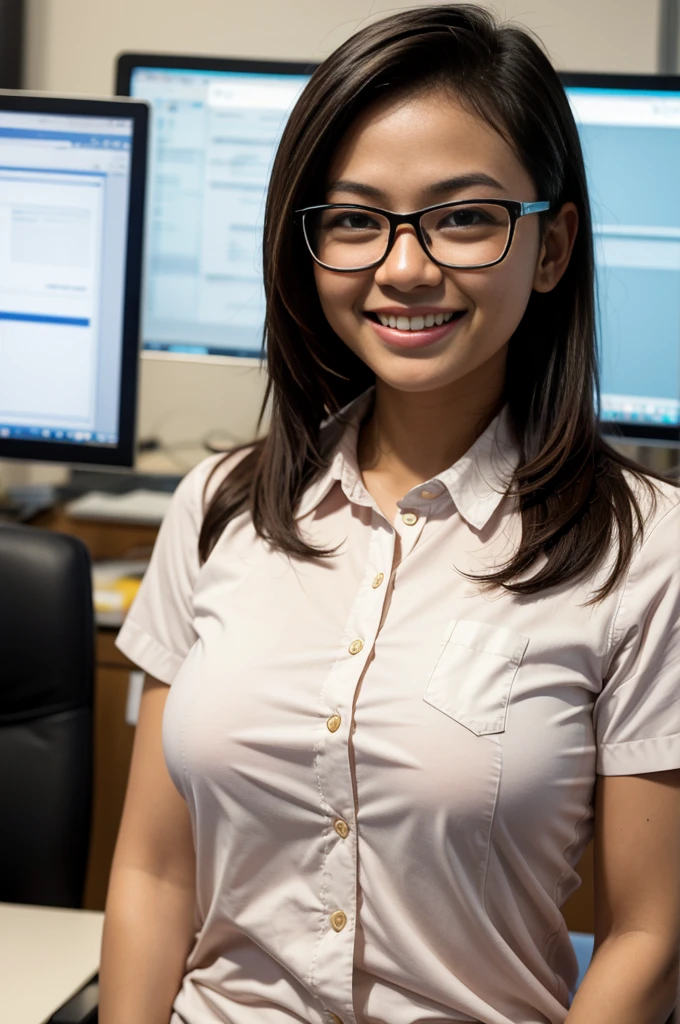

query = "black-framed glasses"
[294,199,552,272]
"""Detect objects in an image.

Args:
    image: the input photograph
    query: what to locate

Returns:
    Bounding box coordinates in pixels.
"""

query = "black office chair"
[0,523,94,908]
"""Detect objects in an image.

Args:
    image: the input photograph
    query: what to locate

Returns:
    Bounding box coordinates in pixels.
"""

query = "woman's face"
[312,88,568,401]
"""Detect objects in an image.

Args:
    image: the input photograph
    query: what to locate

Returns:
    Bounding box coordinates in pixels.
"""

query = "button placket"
[312,523,395,1024]
[393,507,427,558]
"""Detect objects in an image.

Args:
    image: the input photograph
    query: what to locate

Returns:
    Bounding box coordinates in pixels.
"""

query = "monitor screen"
[564,75,680,444]
[119,57,314,359]
[0,93,148,465]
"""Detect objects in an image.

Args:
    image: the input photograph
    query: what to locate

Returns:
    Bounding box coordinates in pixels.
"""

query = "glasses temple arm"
[519,201,552,216]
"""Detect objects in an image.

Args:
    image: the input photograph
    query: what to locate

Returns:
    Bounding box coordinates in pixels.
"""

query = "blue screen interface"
[129,67,310,359]
[567,86,680,428]
[130,72,680,431]
[0,109,134,447]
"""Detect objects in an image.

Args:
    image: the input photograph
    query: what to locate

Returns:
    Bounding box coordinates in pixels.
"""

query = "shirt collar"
[434,404,519,529]
[296,387,519,530]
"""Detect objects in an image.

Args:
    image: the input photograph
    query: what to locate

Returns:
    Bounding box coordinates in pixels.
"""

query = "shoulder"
[621,469,680,547]
[169,445,256,524]
[608,471,680,638]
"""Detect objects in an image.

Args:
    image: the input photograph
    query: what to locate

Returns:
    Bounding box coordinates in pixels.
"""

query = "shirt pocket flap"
[424,620,529,736]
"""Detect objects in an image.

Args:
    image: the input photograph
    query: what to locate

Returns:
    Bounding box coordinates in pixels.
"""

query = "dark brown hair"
[199,3,676,601]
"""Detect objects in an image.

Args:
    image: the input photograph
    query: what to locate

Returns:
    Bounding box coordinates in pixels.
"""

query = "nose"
[373,225,443,290]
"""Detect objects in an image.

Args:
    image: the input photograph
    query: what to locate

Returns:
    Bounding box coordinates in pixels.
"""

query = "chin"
[369,361,471,394]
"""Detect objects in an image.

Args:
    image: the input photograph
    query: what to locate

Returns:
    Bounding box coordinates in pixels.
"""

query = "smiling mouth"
[364,310,466,331]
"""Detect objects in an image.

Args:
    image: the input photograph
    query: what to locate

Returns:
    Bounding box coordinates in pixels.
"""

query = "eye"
[327,212,382,231]
[439,206,498,229]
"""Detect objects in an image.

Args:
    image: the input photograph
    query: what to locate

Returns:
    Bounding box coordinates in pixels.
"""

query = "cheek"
[481,266,533,312]
[313,266,367,335]
[465,249,538,330]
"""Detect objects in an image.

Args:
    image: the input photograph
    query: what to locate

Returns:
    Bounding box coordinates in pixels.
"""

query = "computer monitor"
[562,73,680,446]
[117,59,680,447]
[116,54,315,361]
[0,91,148,466]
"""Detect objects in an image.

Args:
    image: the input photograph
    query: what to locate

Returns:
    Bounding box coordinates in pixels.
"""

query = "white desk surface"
[0,902,104,1024]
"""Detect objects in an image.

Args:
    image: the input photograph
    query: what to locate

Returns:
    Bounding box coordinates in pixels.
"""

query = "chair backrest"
[0,524,94,907]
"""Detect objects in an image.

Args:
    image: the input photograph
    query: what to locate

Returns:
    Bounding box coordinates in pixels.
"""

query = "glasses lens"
[420,203,511,267]
[304,207,390,269]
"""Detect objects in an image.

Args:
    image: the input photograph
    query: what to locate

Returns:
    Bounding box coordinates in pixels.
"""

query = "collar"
[296,387,520,531]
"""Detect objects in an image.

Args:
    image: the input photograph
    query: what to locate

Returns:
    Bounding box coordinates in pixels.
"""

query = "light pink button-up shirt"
[116,389,680,1024]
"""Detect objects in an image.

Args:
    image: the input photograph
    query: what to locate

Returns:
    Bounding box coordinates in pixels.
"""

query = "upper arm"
[110,675,195,891]
[591,495,680,953]
[593,769,680,955]
[115,450,248,683]
[114,467,206,683]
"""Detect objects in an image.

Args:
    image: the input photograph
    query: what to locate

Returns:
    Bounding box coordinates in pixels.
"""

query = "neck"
[357,374,505,492]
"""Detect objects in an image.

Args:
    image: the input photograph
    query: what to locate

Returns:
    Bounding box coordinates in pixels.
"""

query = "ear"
[532,202,579,293]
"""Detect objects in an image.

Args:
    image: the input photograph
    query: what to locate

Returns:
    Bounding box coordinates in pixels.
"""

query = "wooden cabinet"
[31,505,158,563]
[83,632,137,910]
[561,842,594,934]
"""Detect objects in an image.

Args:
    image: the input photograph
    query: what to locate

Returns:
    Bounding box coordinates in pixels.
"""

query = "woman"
[99,6,680,1024]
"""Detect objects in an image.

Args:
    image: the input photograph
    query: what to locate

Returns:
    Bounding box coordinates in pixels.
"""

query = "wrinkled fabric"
[117,389,680,1024]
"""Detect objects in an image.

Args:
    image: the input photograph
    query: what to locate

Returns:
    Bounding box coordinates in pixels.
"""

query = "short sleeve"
[595,493,680,775]
[115,452,229,684]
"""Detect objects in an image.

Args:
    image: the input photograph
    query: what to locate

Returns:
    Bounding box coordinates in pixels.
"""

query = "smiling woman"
[197,6,668,601]
[302,89,570,468]
[102,6,680,1024]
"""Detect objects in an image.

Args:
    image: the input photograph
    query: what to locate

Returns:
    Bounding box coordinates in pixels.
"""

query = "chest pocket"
[424,620,529,736]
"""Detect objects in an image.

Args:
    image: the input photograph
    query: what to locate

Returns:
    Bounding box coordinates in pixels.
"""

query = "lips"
[364,309,467,350]
[364,310,465,327]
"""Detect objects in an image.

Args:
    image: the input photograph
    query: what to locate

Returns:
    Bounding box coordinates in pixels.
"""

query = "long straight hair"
[199,4,676,601]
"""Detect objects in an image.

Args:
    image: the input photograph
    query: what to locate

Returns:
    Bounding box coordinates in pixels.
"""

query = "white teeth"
[376,311,457,330]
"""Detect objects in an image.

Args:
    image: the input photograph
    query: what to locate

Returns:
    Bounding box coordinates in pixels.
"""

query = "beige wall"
[0,0,665,485]
[23,0,663,95]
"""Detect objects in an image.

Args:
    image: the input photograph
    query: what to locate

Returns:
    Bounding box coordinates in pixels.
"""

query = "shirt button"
[330,910,347,932]
[327,1015,343,1024]
[420,488,438,499]
[371,572,384,588]
[326,714,341,732]
[333,817,350,839]
[348,638,364,655]
[401,511,418,526]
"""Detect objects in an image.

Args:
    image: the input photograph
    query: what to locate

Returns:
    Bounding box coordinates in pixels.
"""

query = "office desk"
[0,902,103,1024]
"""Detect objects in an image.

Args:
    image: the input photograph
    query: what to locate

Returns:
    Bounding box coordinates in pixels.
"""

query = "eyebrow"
[325,172,506,203]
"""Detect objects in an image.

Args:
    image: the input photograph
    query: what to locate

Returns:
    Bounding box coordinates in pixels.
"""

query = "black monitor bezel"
[115,51,318,95]
[0,90,149,467]
[560,71,680,446]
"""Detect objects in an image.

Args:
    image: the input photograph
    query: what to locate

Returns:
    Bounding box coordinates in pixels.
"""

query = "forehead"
[325,88,532,202]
